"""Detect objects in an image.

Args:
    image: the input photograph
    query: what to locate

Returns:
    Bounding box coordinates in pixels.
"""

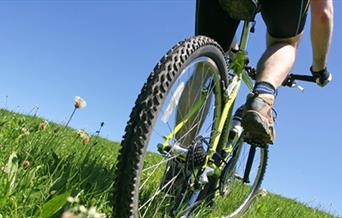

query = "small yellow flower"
[38,120,48,130]
[74,96,87,109]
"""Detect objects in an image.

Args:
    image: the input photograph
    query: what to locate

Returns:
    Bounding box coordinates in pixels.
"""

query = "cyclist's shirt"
[196,0,310,52]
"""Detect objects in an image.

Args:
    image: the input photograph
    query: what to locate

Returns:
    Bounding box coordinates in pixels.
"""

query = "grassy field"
[0,108,335,217]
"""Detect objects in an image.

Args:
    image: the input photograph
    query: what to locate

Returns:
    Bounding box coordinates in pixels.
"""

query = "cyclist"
[178,0,333,145]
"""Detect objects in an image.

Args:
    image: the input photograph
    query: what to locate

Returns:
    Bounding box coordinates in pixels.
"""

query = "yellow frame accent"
[161,90,209,149]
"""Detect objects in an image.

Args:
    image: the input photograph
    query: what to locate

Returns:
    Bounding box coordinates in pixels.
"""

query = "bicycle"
[113,5,319,218]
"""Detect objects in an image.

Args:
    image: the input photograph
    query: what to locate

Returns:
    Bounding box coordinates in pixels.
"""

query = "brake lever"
[291,82,305,92]
[282,76,304,92]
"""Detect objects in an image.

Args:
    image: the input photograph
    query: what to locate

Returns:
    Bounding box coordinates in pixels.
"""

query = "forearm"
[310,0,334,71]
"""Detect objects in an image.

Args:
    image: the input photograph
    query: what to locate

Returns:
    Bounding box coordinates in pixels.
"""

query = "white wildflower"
[77,129,90,145]
[88,206,106,218]
[21,127,30,135]
[88,207,97,216]
[74,96,87,109]
[77,129,87,137]
[67,196,75,203]
[79,205,87,213]
[38,120,48,130]
[61,211,76,218]
[259,188,268,197]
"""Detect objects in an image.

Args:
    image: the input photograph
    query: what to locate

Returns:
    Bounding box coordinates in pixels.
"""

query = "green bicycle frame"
[160,21,255,171]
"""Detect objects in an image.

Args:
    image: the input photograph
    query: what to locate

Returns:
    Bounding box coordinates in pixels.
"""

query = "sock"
[253,81,277,96]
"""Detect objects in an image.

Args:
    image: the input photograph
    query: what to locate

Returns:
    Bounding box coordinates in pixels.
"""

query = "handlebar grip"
[289,74,316,83]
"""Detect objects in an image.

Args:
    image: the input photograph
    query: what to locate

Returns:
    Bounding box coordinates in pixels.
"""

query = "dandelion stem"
[92,122,104,146]
[65,107,77,128]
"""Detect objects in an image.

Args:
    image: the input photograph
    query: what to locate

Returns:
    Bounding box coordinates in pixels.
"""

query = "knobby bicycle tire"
[113,36,229,217]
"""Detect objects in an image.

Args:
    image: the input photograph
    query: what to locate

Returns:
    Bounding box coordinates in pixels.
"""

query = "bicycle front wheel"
[113,36,229,217]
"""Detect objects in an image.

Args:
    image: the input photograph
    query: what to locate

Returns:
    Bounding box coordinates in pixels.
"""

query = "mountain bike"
[113,9,319,218]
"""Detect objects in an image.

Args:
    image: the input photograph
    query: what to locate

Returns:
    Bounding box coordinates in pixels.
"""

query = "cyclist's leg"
[256,0,310,88]
[256,34,301,88]
[242,0,310,145]
[175,0,240,146]
[195,0,239,52]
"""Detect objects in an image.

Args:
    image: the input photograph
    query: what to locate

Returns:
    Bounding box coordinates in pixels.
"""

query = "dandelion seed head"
[74,96,87,109]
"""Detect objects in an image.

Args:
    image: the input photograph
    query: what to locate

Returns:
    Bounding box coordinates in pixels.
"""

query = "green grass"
[0,109,118,217]
[0,109,335,217]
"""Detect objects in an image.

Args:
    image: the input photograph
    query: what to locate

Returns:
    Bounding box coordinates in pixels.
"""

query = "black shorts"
[195,0,310,52]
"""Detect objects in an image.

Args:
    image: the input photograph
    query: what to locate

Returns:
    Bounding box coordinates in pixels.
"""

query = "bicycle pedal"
[244,136,267,148]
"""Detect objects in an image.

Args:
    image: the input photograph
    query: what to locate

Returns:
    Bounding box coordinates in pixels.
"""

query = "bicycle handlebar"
[244,66,317,89]
[282,74,316,88]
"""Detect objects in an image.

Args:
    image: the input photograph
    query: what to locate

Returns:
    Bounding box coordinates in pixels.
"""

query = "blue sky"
[0,1,341,216]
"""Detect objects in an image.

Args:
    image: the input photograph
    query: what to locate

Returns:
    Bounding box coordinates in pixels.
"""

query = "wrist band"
[310,66,327,74]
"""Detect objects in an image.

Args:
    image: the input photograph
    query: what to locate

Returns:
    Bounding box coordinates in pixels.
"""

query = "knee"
[311,0,334,24]
[266,33,301,48]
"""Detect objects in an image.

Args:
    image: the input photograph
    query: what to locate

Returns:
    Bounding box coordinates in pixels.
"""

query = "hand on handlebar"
[310,67,332,87]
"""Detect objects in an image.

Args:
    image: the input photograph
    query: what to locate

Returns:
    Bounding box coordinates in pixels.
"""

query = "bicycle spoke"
[176,82,216,145]
[140,160,168,190]
[139,171,181,216]
[154,65,215,146]
[142,155,180,173]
